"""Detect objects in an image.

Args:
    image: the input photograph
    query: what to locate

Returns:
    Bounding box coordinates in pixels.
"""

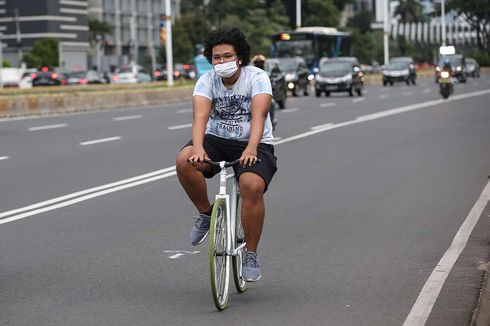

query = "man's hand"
[240,145,258,167]
[188,147,208,166]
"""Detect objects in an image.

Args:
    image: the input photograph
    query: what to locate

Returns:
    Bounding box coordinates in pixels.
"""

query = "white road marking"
[274,137,282,141]
[422,89,432,93]
[352,98,365,103]
[379,94,389,99]
[280,107,299,113]
[2,89,490,227]
[168,123,192,130]
[164,250,200,259]
[113,115,142,121]
[310,123,334,131]
[0,156,9,161]
[320,102,336,108]
[403,180,490,326]
[176,108,193,114]
[28,123,67,131]
[80,136,121,146]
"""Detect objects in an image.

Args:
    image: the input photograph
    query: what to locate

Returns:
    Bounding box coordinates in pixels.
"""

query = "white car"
[1,68,33,89]
[112,65,152,84]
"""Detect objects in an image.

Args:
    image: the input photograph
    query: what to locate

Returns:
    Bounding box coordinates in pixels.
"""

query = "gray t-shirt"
[193,65,274,144]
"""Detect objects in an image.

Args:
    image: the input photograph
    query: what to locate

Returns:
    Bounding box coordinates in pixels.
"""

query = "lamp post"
[296,0,301,28]
[383,0,390,65]
[164,0,173,87]
[441,0,446,45]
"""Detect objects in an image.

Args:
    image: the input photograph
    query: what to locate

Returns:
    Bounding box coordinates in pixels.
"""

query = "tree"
[347,10,374,32]
[22,38,59,68]
[88,18,112,46]
[393,0,425,23]
[303,0,340,27]
[447,0,490,52]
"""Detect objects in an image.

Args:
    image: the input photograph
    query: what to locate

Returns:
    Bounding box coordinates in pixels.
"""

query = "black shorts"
[182,134,277,192]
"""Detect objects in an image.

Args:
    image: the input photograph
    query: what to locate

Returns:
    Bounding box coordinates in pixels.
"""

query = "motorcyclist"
[441,57,452,77]
[252,54,277,130]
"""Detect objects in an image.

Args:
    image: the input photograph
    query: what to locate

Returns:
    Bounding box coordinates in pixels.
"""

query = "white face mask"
[214,60,239,78]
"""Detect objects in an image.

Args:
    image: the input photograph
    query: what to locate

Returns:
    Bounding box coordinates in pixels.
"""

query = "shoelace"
[244,253,259,268]
[193,215,209,229]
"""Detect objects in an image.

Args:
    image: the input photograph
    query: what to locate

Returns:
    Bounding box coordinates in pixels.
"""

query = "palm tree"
[394,0,425,23]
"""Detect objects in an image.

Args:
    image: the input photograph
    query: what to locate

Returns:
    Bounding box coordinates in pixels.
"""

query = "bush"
[2,60,12,67]
[469,52,490,67]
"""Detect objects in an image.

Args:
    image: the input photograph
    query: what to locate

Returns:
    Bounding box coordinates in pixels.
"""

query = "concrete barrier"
[0,85,194,119]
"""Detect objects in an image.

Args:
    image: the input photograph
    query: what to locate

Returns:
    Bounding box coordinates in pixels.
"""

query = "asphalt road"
[1,75,490,325]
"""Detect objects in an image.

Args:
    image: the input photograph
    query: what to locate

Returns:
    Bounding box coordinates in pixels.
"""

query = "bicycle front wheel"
[209,198,230,310]
[232,193,247,293]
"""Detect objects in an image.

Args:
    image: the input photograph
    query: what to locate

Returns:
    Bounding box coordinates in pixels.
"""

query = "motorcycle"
[439,69,453,99]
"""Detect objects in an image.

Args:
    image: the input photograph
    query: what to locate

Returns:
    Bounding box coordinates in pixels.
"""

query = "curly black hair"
[203,28,251,67]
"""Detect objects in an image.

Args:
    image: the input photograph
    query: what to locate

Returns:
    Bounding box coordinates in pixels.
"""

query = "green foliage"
[22,38,59,68]
[2,60,12,67]
[347,10,374,32]
[393,0,425,23]
[88,17,112,46]
[469,51,490,66]
[303,0,340,27]
[171,10,212,63]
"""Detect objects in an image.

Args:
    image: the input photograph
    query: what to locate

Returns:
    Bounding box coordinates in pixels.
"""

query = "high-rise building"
[0,0,181,70]
[0,0,89,69]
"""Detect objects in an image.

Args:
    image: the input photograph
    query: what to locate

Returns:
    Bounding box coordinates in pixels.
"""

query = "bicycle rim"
[209,198,230,310]
[232,193,247,293]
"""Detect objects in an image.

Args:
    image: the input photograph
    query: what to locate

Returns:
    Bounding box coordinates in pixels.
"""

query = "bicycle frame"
[214,161,246,257]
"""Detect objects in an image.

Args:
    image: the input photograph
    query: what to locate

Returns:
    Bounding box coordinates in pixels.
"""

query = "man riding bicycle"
[176,28,277,282]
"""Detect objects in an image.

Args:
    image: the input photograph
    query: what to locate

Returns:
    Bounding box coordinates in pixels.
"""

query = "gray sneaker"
[190,213,210,246]
[242,251,261,282]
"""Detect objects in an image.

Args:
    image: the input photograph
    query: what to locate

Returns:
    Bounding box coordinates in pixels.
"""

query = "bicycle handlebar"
[203,158,241,168]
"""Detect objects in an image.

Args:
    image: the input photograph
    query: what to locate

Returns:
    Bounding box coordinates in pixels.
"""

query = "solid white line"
[0,171,177,225]
[28,123,67,131]
[310,123,334,131]
[176,108,192,114]
[0,156,9,161]
[0,166,176,220]
[379,94,389,99]
[280,107,299,113]
[80,137,121,146]
[320,102,336,108]
[403,180,490,326]
[113,115,141,121]
[352,98,365,102]
[168,123,192,130]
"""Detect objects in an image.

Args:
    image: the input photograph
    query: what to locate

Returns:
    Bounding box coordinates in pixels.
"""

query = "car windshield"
[438,56,462,67]
[386,62,409,70]
[320,61,351,73]
[118,66,134,73]
[68,71,86,78]
[277,59,299,72]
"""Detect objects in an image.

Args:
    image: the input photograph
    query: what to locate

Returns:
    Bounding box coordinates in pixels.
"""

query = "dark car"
[174,63,195,79]
[67,70,106,85]
[275,57,310,96]
[320,56,365,86]
[265,59,288,109]
[465,58,480,78]
[435,55,467,83]
[315,59,363,97]
[153,65,181,81]
[32,67,68,86]
[382,60,416,86]
[389,56,417,84]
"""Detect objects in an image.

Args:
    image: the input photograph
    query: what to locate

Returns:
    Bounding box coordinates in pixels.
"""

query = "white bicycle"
[204,158,248,310]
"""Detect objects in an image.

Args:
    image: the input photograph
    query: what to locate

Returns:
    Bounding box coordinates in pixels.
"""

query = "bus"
[270,26,352,75]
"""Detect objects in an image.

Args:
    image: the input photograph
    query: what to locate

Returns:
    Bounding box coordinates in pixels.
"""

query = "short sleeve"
[251,70,272,98]
[193,72,213,100]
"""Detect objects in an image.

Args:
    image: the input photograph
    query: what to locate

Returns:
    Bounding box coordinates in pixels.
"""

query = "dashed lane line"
[0,156,9,161]
[113,115,142,121]
[28,123,68,131]
[80,136,121,146]
[168,123,192,130]
[320,102,336,108]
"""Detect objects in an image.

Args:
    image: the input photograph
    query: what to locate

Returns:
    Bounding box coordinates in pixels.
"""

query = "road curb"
[472,256,490,325]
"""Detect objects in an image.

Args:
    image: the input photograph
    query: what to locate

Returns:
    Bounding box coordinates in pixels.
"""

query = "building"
[89,0,181,71]
[0,0,89,70]
[0,0,181,71]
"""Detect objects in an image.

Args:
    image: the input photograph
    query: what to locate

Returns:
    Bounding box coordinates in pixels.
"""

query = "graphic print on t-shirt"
[212,94,251,138]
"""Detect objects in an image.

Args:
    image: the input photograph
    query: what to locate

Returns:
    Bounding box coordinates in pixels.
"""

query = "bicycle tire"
[209,198,230,310]
[232,193,247,293]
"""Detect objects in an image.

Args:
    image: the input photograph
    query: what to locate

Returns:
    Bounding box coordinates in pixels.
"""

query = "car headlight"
[436,66,441,72]
[308,74,315,81]
[456,66,462,71]
[287,82,295,89]
[402,69,409,75]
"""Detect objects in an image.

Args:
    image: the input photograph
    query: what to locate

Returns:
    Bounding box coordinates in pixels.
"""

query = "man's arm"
[189,95,212,163]
[240,93,271,166]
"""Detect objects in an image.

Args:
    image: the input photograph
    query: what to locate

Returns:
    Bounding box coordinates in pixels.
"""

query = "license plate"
[326,85,337,91]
